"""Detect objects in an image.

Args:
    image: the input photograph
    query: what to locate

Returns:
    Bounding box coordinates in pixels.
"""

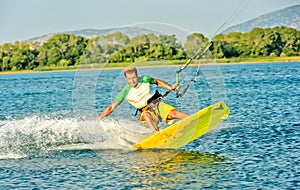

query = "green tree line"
[211,26,300,58]
[0,26,299,71]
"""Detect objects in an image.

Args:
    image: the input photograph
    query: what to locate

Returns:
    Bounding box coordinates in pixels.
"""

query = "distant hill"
[222,4,300,33]
[29,27,163,44]
[26,5,300,44]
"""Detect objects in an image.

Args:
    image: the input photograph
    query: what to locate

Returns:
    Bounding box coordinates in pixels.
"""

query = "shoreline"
[1,58,299,75]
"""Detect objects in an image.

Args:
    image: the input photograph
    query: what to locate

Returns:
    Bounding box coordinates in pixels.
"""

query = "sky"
[0,0,299,44]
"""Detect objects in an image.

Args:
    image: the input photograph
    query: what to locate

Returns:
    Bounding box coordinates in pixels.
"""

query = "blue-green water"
[0,62,299,189]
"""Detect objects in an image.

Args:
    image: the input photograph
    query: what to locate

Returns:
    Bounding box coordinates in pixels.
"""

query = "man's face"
[125,72,138,87]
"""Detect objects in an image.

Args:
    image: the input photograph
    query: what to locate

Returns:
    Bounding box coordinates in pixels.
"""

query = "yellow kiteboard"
[134,101,230,149]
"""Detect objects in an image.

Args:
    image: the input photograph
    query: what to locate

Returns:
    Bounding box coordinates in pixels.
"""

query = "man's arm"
[97,100,120,120]
[154,78,179,91]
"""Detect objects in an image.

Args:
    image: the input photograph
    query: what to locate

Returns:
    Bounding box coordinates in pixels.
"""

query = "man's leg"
[167,109,189,120]
[139,112,159,131]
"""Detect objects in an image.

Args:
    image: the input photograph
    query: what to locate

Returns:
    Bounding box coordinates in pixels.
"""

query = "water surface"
[0,62,299,189]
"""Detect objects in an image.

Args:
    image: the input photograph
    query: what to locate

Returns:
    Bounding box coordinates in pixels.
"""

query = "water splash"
[0,116,152,159]
[76,118,152,150]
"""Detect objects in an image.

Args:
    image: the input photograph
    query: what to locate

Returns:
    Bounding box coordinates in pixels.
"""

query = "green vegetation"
[0,26,299,72]
[211,26,300,58]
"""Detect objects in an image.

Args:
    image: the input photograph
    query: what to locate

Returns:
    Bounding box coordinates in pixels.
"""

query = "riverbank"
[1,56,299,74]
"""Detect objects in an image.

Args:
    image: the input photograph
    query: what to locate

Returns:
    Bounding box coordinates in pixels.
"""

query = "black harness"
[134,90,162,116]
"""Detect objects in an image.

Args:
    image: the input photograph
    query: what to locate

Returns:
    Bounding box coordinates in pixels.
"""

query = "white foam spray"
[0,116,153,159]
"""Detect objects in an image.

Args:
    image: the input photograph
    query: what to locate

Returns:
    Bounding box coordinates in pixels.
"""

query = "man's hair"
[124,66,137,77]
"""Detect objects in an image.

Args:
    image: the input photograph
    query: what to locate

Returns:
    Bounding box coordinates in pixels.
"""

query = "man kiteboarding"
[97,66,188,131]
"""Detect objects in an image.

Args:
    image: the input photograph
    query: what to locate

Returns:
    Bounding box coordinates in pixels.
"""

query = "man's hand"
[171,84,180,91]
[97,115,103,121]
